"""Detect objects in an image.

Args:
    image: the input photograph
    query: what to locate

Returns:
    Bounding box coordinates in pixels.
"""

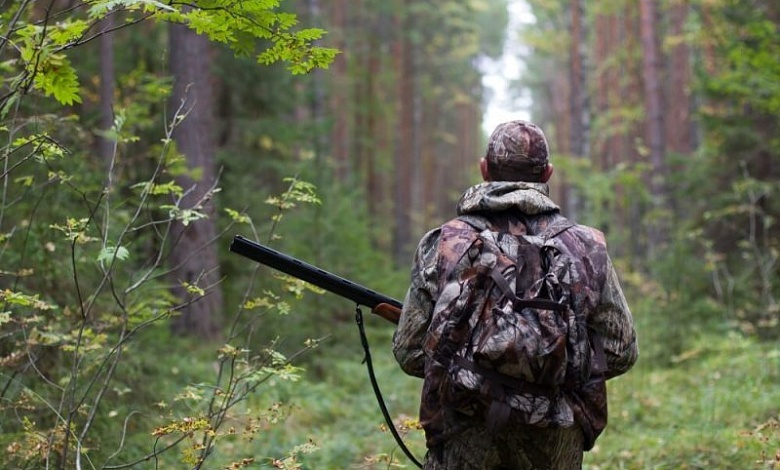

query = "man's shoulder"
[414,226,443,257]
[555,221,612,287]
[411,217,474,261]
[567,222,607,247]
[530,213,607,248]
[438,216,481,239]
[435,217,481,258]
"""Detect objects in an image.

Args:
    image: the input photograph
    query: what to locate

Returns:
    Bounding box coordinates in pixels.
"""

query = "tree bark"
[97,14,115,166]
[330,0,350,181]
[639,0,668,248]
[548,70,570,214]
[168,21,223,341]
[568,0,589,222]
[666,1,694,220]
[392,0,414,265]
[666,1,693,157]
[624,4,648,264]
[365,35,381,222]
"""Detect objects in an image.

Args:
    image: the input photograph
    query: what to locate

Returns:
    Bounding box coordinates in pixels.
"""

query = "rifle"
[229,235,403,324]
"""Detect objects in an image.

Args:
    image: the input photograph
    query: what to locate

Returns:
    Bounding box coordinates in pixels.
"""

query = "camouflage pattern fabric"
[422,423,584,470]
[392,181,638,466]
[425,215,594,434]
[485,121,550,181]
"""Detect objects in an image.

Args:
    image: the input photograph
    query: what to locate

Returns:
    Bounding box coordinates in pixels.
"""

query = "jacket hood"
[456,181,559,216]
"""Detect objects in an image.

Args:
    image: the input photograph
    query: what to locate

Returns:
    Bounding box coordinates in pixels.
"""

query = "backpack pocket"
[471,303,569,386]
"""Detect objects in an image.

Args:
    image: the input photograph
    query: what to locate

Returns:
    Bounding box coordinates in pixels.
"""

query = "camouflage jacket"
[392,181,638,448]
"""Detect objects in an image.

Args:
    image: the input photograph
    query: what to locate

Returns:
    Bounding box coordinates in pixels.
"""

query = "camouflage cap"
[485,120,550,181]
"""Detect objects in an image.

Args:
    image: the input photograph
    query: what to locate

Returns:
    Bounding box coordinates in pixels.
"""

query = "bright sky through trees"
[481,0,533,134]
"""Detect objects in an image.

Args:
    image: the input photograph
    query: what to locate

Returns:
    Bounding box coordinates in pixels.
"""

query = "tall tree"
[329,0,351,181]
[639,0,668,248]
[568,0,589,221]
[97,13,115,165]
[168,21,222,340]
[392,0,415,264]
[665,1,694,158]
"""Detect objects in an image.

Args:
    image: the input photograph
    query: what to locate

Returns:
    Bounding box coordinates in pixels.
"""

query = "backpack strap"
[459,214,573,312]
[489,266,567,312]
[458,213,574,240]
[457,213,529,236]
[455,214,491,232]
[540,217,575,241]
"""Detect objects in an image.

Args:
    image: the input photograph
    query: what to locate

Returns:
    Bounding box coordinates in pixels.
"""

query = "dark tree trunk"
[568,0,589,222]
[330,0,350,181]
[98,14,115,165]
[392,0,414,265]
[639,0,668,248]
[168,21,223,341]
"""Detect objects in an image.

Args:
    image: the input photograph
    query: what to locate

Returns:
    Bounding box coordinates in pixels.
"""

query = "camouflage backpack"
[426,214,606,432]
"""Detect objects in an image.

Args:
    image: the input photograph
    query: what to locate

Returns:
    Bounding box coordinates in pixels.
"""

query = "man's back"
[392,121,637,470]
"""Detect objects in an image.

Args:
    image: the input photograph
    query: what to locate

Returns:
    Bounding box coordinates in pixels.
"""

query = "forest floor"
[208,318,780,469]
[55,294,780,469]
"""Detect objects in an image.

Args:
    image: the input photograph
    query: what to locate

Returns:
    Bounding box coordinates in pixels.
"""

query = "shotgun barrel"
[229,235,403,314]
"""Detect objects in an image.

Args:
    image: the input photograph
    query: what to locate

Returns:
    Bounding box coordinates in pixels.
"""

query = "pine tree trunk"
[392,1,414,265]
[666,2,694,219]
[97,15,115,165]
[568,0,588,222]
[639,0,668,250]
[666,3,692,156]
[330,0,350,181]
[168,21,223,341]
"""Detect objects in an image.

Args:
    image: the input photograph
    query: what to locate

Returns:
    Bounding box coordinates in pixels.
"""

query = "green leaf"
[33,54,82,105]
[161,205,208,226]
[14,175,34,187]
[224,208,251,224]
[182,281,205,297]
[97,246,130,263]
[131,180,184,197]
[87,0,175,18]
[49,20,90,45]
[0,289,57,311]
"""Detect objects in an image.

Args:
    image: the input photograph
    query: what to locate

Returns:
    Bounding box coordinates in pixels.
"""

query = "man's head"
[480,120,553,183]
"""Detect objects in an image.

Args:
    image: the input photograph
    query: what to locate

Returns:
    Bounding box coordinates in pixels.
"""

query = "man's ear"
[480,158,490,181]
[541,163,554,183]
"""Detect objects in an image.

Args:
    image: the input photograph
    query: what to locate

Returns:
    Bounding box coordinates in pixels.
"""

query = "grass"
[205,322,429,469]
[4,297,779,469]
[584,333,780,470]
[203,314,780,469]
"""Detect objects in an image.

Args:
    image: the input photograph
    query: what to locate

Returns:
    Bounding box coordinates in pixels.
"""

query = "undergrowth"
[128,296,778,469]
[5,272,777,469]
[586,333,780,470]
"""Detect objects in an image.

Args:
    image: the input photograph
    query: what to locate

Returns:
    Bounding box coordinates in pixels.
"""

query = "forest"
[0,0,778,468]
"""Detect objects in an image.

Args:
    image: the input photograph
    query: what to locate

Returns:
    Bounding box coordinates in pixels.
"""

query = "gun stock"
[229,235,402,324]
